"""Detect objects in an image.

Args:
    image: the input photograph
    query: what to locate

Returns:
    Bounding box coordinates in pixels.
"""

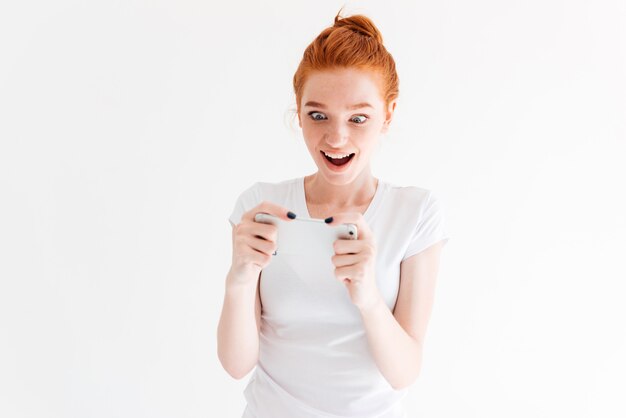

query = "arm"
[217,225,263,379]
[358,240,444,390]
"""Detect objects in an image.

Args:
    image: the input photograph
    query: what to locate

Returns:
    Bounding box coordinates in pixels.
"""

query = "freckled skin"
[297,67,396,208]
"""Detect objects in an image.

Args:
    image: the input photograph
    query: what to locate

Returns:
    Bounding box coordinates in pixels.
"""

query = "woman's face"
[298,67,395,183]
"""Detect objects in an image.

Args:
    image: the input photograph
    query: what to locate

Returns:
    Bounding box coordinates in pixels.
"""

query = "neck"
[304,170,378,208]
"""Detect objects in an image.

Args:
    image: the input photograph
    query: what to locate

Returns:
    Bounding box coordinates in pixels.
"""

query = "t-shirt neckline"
[297,176,386,221]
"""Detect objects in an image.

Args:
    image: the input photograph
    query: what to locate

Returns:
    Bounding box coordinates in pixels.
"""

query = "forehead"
[301,68,385,107]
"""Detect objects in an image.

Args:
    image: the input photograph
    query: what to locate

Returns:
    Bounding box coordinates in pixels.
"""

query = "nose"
[325,120,349,147]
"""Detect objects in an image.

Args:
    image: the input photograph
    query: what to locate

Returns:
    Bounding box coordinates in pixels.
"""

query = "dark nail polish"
[287,211,297,219]
[324,216,333,224]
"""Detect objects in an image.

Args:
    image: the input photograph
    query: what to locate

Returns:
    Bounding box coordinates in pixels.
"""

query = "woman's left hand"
[326,213,382,311]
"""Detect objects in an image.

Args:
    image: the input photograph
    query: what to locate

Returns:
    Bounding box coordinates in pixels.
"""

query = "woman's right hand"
[228,201,297,287]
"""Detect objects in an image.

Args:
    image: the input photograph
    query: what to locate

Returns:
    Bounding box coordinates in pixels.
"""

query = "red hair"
[293,9,399,113]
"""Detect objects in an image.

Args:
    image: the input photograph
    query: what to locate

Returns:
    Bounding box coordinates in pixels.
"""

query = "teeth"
[323,151,353,159]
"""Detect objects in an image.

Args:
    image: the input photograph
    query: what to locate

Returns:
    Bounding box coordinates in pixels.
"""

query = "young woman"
[218,10,450,418]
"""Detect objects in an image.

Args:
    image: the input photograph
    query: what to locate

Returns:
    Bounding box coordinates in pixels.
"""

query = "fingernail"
[324,216,333,224]
[287,211,297,219]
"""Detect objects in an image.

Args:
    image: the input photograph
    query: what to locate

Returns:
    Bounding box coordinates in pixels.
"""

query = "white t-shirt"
[228,176,450,418]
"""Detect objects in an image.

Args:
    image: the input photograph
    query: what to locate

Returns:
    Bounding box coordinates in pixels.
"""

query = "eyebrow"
[304,101,374,110]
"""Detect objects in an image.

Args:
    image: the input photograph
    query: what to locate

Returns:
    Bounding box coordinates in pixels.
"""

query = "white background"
[1,1,625,417]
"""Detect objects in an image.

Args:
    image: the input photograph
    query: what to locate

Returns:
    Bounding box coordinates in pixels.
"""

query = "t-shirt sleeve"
[228,182,260,227]
[402,191,450,261]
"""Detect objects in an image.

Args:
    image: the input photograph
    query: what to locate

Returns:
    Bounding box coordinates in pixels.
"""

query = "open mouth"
[321,151,355,166]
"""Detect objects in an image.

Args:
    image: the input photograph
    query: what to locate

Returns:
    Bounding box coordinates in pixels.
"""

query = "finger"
[331,253,361,268]
[249,222,279,243]
[326,212,368,240]
[248,234,277,256]
[333,265,356,283]
[333,238,363,255]
[243,200,298,223]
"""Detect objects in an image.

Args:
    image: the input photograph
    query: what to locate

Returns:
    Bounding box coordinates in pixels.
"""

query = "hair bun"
[293,9,399,112]
[333,12,384,44]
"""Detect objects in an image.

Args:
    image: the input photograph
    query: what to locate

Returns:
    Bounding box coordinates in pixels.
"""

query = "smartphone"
[254,213,358,257]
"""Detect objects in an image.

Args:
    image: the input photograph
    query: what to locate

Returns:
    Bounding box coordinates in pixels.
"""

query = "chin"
[319,168,359,183]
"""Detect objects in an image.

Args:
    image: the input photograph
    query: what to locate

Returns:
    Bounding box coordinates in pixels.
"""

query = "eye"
[308,111,327,121]
[351,115,368,124]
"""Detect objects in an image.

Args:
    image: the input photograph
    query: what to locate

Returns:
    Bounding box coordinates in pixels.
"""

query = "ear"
[381,99,397,134]
[297,109,302,128]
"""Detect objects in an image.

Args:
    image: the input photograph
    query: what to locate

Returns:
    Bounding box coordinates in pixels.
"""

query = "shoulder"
[384,180,434,210]
[379,181,447,232]
[229,178,298,226]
